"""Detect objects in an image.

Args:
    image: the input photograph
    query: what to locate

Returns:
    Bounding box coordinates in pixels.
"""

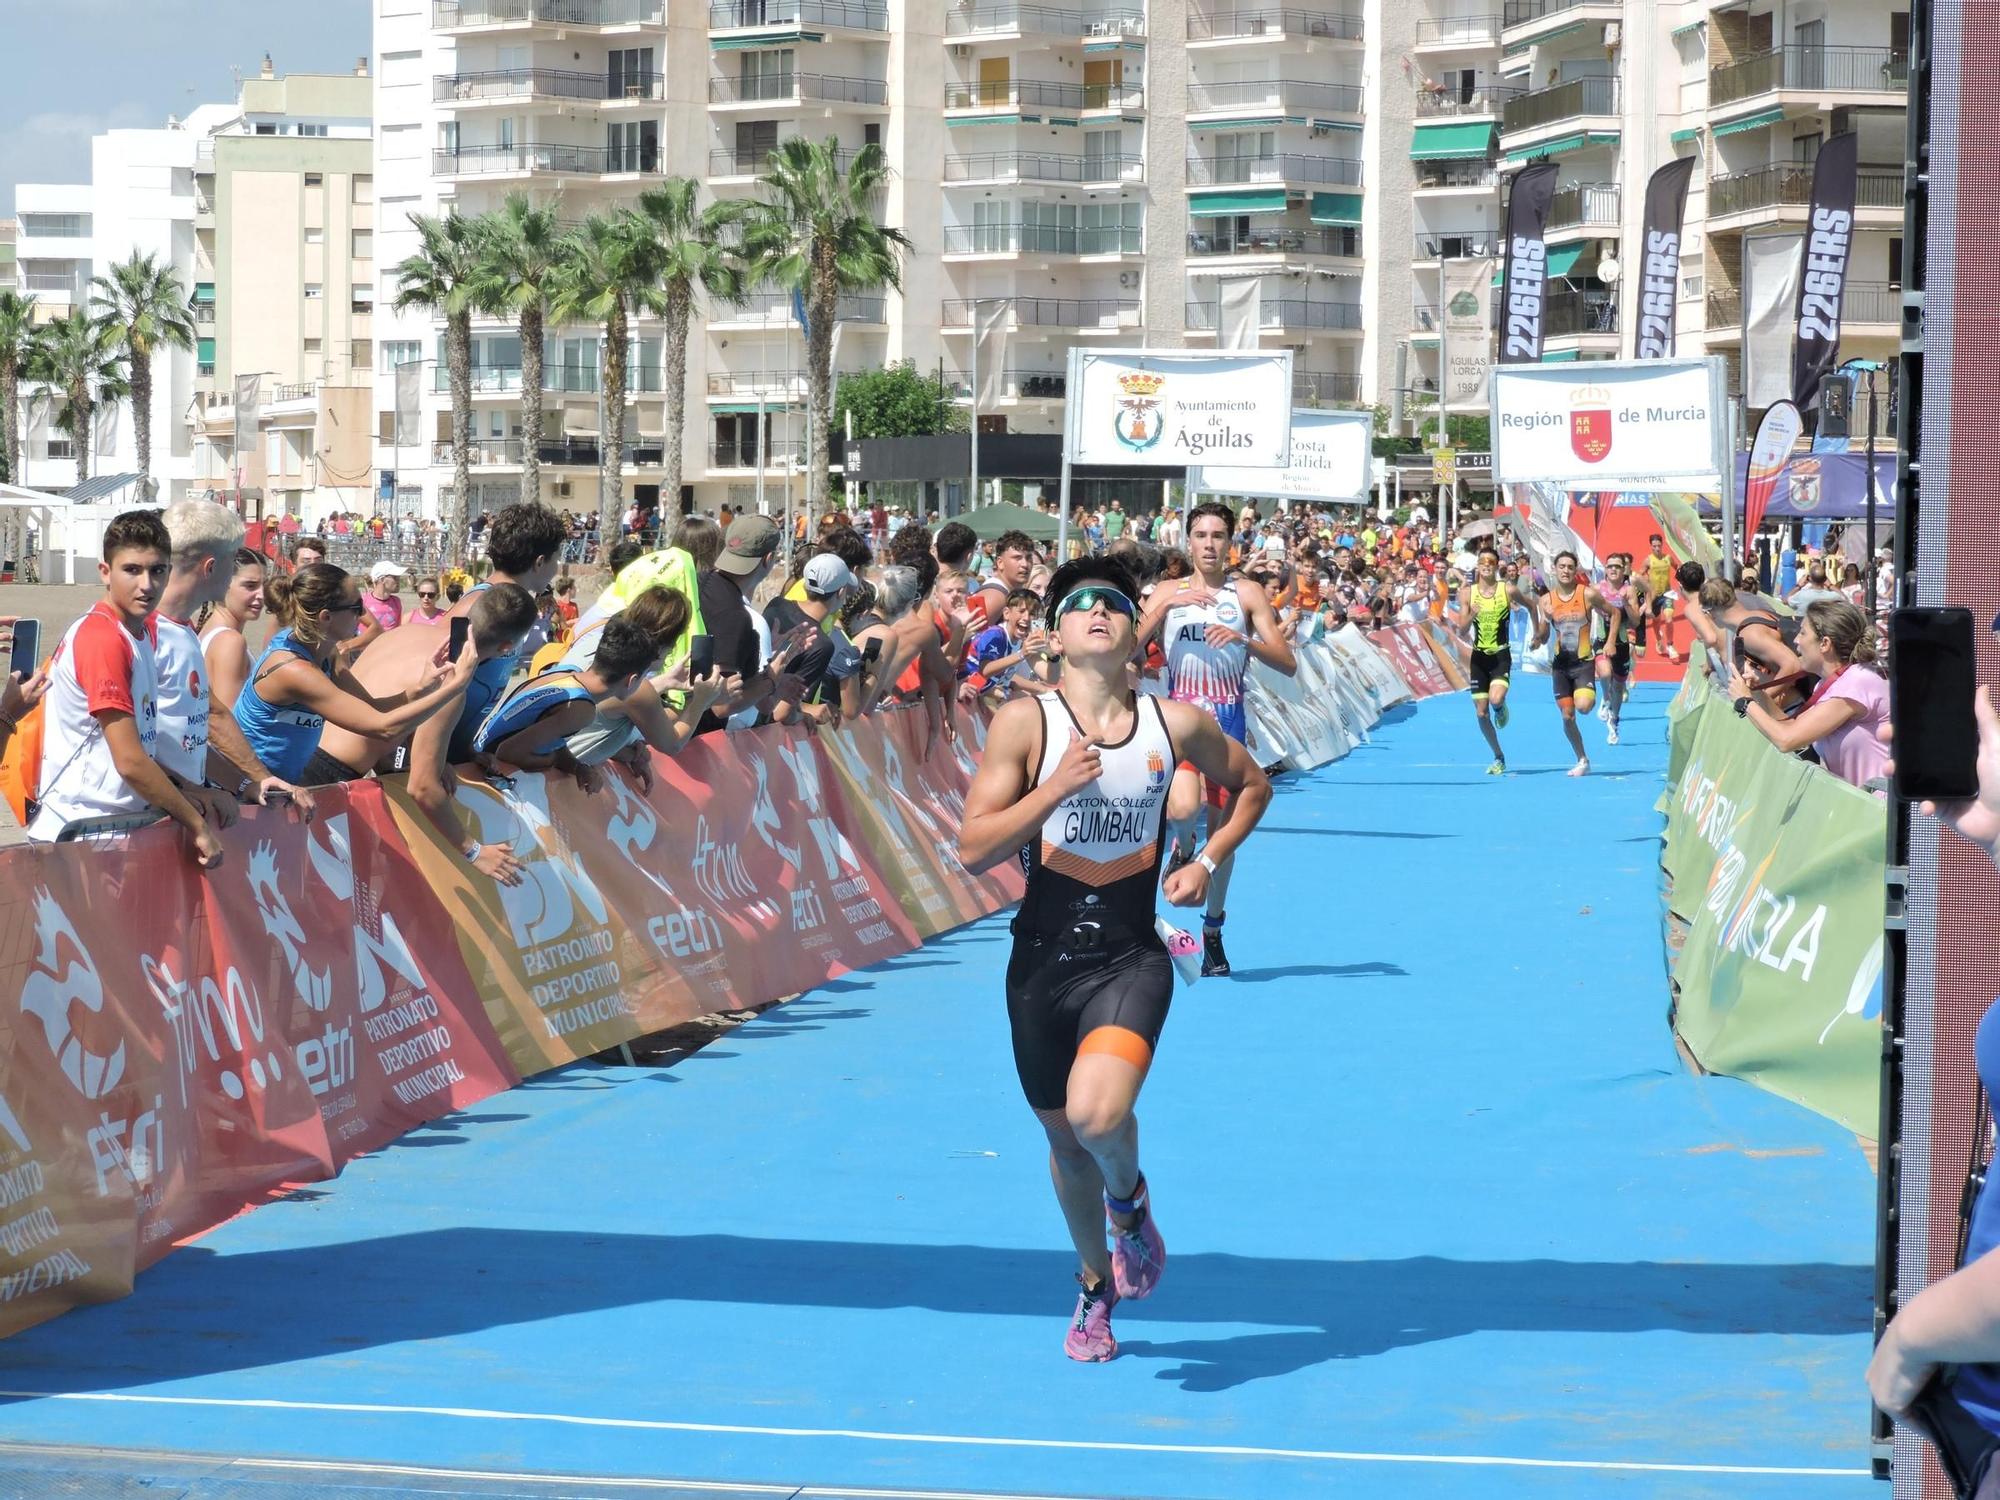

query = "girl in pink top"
[1728,598,1889,791]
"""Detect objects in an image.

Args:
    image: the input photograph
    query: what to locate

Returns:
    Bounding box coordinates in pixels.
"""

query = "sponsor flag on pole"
[1741,399,1804,549]
[394,360,421,450]
[233,373,261,463]
[1791,131,1858,420]
[1441,256,1494,406]
[1743,233,1802,409]
[1497,161,1560,365]
[1217,277,1263,350]
[973,299,1010,408]
[1633,156,1698,360]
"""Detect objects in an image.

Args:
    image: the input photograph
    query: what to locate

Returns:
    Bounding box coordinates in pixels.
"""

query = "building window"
[351,283,375,314]
[255,122,278,136]
[351,339,373,368]
[304,227,324,245]
[20,213,90,238]
[304,283,323,299]
[305,172,324,187]
[353,175,373,204]
[298,124,329,138]
[196,336,216,376]
[380,340,421,371]
[305,337,322,353]
[351,229,373,259]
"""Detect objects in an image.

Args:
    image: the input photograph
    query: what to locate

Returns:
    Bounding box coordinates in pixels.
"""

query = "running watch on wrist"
[1733,695,1752,717]
[463,840,483,864]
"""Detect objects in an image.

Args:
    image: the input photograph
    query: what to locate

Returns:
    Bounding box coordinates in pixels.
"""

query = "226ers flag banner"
[1492,357,1727,490]
[1497,162,1559,364]
[1791,131,1858,419]
[1066,350,1294,468]
[1633,157,1698,360]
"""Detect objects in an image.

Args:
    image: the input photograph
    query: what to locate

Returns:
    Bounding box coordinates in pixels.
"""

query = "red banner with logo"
[1369,627,1456,697]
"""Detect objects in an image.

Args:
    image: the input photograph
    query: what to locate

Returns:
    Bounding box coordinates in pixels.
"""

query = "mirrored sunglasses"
[1052,585,1137,622]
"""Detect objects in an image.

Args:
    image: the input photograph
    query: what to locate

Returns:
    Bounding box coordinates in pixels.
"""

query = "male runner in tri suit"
[1641,533,1680,663]
[1540,550,1617,777]
[1450,546,1543,776]
[1135,501,1294,976]
[1591,553,1649,746]
[959,555,1271,1362]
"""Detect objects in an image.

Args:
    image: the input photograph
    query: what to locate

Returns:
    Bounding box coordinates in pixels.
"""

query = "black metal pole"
[1865,369,1879,622]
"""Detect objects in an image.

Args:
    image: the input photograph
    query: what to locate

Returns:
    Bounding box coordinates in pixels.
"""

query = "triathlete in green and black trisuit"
[1451,547,1544,776]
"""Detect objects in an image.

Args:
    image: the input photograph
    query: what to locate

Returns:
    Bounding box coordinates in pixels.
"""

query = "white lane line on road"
[0,1389,1871,1479]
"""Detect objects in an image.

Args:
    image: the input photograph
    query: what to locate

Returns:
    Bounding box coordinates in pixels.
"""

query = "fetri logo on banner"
[1490,356,1729,491]
[1066,349,1294,469]
[1189,407,1372,504]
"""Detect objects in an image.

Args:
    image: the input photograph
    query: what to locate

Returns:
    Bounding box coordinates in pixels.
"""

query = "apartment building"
[0,220,17,296]
[11,62,376,515]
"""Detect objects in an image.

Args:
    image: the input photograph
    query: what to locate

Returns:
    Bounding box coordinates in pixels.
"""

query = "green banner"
[1660,697,1886,1136]
[1648,492,1724,577]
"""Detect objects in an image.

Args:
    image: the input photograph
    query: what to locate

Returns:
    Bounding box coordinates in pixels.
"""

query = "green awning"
[196,337,216,362]
[1309,191,1362,226]
[1188,116,1283,131]
[1531,22,1588,44]
[947,114,1022,127]
[710,29,820,48]
[1311,118,1364,132]
[1190,189,1288,215]
[1491,241,1585,286]
[1541,349,1581,362]
[1672,17,1707,36]
[1412,121,1497,161]
[1670,126,1702,143]
[193,283,215,304]
[709,400,795,413]
[1503,130,1618,162]
[1713,107,1784,137]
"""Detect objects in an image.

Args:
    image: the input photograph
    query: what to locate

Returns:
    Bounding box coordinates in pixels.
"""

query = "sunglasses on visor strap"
[1051,585,1138,624]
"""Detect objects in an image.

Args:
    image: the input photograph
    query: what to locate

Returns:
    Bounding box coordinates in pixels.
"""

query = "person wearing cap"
[697,513,803,735]
[764,552,857,725]
[362,560,407,634]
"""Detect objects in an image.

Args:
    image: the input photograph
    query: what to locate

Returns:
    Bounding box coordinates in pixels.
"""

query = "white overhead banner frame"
[1489,355,1731,493]
[1189,407,1374,507]
[1058,347,1294,553]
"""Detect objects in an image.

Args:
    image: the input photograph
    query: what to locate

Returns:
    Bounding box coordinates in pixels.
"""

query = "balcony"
[1185,153,1363,188]
[1705,287,1741,330]
[943,5,1147,39]
[946,369,1069,401]
[193,303,216,325]
[1186,225,1360,258]
[1706,162,1904,223]
[941,297,1139,330]
[705,368,863,398]
[1412,227,1498,260]
[945,151,1144,185]
[540,437,666,467]
[1185,78,1364,116]
[431,0,664,30]
[1186,8,1363,43]
[939,223,1143,257]
[709,145,856,178]
[1501,76,1618,136]
[709,0,888,30]
[1294,369,1362,404]
[1707,280,1899,334]
[270,381,316,405]
[21,272,82,295]
[944,79,1143,112]
[1547,182,1619,232]
[711,291,887,325]
[1710,46,1910,110]
[1413,12,1500,47]
[434,68,663,105]
[435,439,527,467]
[1186,298,1364,333]
[1414,82,1521,117]
[709,71,887,107]
[433,143,658,178]
[708,440,809,471]
[1415,159,1500,190]
[439,366,666,396]
[1500,0,1621,40]
[1544,289,1618,339]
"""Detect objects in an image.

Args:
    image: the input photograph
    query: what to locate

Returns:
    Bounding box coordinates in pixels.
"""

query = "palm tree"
[0,291,40,490]
[635,180,746,524]
[91,251,195,497]
[26,309,127,488]
[548,211,666,542]
[470,194,565,506]
[392,212,485,552]
[737,136,909,520]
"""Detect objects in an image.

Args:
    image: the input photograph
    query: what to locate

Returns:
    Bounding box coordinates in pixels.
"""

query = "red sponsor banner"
[1369,627,1455,697]
[1416,622,1472,691]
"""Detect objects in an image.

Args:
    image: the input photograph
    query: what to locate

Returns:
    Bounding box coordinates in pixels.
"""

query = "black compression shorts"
[1006,926,1172,1112]
[1469,647,1511,696]
[1606,640,1633,678]
[1552,653,1597,702]
[299,747,369,786]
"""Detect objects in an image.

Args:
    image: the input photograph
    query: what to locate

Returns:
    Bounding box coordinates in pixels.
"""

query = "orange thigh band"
[1077,1025,1154,1072]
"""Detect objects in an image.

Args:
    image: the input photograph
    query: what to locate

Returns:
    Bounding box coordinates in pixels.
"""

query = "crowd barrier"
[0,629,1439,1339]
[1658,673,1886,1137]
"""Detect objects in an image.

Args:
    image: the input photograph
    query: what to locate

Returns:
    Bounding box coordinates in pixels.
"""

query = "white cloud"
[1,104,154,210]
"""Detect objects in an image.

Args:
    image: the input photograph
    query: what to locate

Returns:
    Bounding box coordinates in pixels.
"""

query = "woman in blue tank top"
[235,563,482,784]
[468,614,660,792]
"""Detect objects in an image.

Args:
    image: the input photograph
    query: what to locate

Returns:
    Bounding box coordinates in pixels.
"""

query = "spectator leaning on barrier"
[25,511,224,866]
[235,563,481,788]
[558,586,716,784]
[444,502,567,764]
[1728,599,1889,791]
[469,615,661,793]
[156,500,315,817]
[972,530,1037,628]
[697,514,799,736]
[765,553,858,728]
[194,547,268,716]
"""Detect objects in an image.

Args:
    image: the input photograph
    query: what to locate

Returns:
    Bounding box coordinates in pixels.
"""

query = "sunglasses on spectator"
[1051,585,1137,622]
[417,590,438,600]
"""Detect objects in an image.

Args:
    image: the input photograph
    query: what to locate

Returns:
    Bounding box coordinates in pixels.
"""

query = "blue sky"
[0,0,371,212]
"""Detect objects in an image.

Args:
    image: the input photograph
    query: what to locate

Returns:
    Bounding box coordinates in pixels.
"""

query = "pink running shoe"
[1107,1187,1166,1300]
[1065,1275,1119,1362]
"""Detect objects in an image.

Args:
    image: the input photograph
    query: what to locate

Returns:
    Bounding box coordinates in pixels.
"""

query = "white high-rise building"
[371,0,1909,524]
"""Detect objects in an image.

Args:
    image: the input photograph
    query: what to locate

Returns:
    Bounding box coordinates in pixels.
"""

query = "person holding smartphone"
[764,553,856,728]
[0,618,49,767]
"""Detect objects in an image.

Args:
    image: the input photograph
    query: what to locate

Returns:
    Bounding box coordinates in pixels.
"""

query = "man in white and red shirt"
[26,511,223,867]
[154,499,315,815]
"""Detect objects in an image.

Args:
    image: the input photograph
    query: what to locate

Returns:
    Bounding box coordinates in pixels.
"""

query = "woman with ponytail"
[197,547,267,713]
[235,563,480,785]
[1727,598,1889,790]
